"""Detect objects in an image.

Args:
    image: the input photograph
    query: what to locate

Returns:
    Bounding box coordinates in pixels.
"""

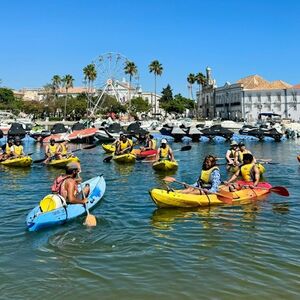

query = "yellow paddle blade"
[84,214,97,227]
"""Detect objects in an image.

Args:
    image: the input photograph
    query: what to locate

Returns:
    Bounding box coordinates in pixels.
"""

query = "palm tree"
[149,60,163,114]
[83,64,97,111]
[195,72,206,93]
[51,75,62,100]
[124,61,138,108]
[187,73,196,100]
[62,74,74,120]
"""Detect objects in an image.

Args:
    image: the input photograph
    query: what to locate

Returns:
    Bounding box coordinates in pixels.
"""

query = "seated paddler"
[156,139,175,162]
[180,155,221,194]
[115,133,133,155]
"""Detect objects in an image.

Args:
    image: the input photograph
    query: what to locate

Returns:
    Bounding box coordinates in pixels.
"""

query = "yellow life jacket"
[200,166,219,184]
[151,139,156,150]
[12,145,23,156]
[5,143,12,154]
[229,149,235,158]
[238,149,251,162]
[48,144,57,155]
[120,139,133,150]
[160,145,170,159]
[60,144,67,155]
[240,163,255,181]
[256,163,265,174]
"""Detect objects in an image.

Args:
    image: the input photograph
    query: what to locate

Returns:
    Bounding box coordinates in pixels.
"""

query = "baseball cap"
[161,138,167,144]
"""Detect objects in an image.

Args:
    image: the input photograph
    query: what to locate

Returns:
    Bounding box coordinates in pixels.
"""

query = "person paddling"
[45,138,61,163]
[115,133,133,155]
[51,162,89,204]
[2,138,14,159]
[58,139,70,158]
[11,137,25,158]
[225,140,239,170]
[234,142,256,165]
[180,155,221,194]
[141,133,156,151]
[224,153,260,191]
[156,139,175,162]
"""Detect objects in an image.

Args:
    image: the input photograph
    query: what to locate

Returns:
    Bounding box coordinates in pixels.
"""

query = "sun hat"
[230,140,238,146]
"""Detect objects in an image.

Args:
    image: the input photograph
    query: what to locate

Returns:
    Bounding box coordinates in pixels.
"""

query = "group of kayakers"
[0,137,25,161]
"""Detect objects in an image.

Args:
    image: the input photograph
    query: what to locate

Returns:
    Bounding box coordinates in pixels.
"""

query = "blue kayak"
[26,175,106,231]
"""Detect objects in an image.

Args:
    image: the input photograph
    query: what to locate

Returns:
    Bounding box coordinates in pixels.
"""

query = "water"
[1,140,300,300]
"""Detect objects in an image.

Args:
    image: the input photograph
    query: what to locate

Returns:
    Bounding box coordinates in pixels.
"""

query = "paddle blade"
[33,158,46,163]
[103,155,113,163]
[180,145,192,151]
[83,144,97,150]
[163,176,176,183]
[84,214,97,227]
[270,186,289,197]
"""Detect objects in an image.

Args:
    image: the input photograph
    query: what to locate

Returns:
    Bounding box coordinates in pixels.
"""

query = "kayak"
[113,153,136,163]
[149,183,272,208]
[26,175,106,231]
[46,156,80,168]
[152,160,178,171]
[1,156,32,167]
[132,149,157,158]
[102,143,116,153]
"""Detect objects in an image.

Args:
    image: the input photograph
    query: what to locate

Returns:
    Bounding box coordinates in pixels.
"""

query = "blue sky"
[0,0,299,96]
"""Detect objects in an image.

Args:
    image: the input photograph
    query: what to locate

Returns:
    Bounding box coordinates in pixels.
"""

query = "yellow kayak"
[152,160,178,171]
[150,185,271,208]
[47,156,80,168]
[1,156,32,167]
[102,144,116,153]
[113,153,136,164]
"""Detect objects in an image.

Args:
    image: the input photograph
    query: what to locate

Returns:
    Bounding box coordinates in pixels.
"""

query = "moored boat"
[26,175,106,231]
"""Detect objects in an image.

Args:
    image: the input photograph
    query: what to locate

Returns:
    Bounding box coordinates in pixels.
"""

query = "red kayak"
[132,149,157,158]
[236,181,272,189]
[43,133,68,143]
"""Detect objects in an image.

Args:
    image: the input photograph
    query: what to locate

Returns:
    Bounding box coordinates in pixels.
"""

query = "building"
[198,71,300,122]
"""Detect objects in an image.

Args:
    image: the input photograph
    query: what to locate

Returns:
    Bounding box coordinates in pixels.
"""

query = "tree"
[100,95,127,114]
[0,88,15,104]
[124,61,138,107]
[195,72,206,93]
[130,97,151,113]
[51,75,62,100]
[159,84,173,111]
[83,64,97,110]
[149,60,163,114]
[187,73,196,100]
[62,74,74,120]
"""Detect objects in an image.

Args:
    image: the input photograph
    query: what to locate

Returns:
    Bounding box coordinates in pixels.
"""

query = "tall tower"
[206,67,213,86]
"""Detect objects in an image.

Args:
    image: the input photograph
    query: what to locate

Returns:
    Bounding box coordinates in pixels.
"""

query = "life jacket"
[60,144,68,155]
[48,144,58,155]
[51,175,70,194]
[238,149,251,163]
[226,149,236,162]
[240,163,255,182]
[120,139,133,150]
[151,139,157,150]
[5,143,12,154]
[199,166,219,185]
[160,145,170,159]
[12,145,23,156]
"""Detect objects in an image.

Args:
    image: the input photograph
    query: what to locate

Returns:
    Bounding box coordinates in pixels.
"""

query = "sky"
[0,0,299,97]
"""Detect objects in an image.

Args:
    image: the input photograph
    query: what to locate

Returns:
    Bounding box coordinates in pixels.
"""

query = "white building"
[198,72,300,122]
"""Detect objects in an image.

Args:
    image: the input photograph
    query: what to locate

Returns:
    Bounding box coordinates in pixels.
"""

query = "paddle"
[81,183,97,227]
[33,144,97,163]
[174,145,192,152]
[252,186,289,197]
[163,176,233,203]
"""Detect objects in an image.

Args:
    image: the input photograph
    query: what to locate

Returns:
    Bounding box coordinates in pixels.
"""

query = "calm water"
[1,139,300,300]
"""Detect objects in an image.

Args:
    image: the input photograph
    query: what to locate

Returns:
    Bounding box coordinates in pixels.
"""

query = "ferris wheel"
[89,52,140,115]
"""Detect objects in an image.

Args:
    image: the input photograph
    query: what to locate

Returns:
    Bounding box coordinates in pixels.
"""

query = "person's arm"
[65,180,87,204]
[156,149,161,161]
[225,169,240,184]
[21,146,25,156]
[252,165,260,187]
[207,170,221,193]
[225,150,233,164]
[233,151,240,165]
[169,148,175,161]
